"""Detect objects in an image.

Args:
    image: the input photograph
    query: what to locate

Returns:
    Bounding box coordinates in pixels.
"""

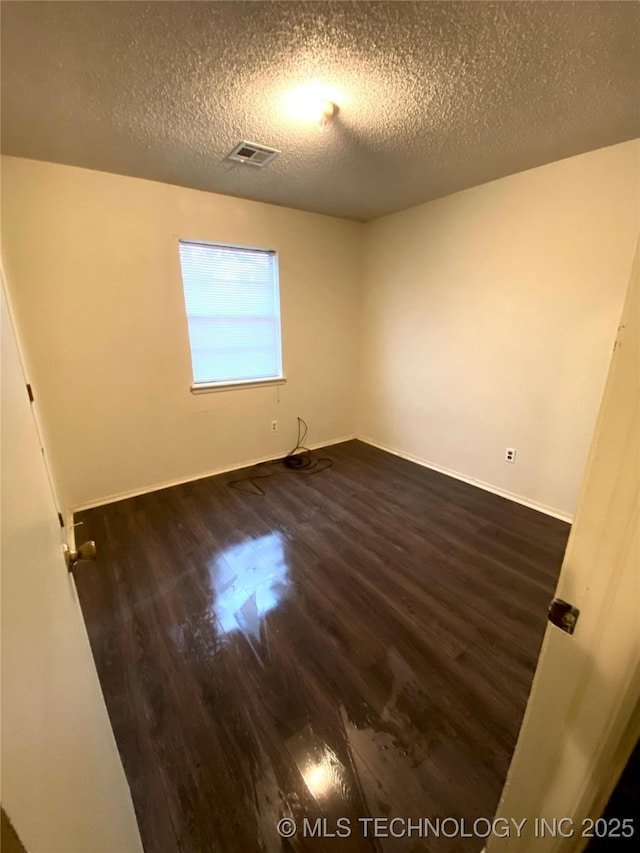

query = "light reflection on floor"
[286,723,350,805]
[208,531,290,639]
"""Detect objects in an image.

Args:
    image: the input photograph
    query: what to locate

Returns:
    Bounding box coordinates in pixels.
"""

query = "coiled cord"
[228,417,333,496]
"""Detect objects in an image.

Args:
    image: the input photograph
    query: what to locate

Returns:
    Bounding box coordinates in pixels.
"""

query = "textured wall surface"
[358,140,639,518]
[1,157,362,510]
[1,1,638,221]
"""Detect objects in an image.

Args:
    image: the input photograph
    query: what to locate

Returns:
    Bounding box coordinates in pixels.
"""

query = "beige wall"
[2,142,638,519]
[489,243,639,852]
[358,140,639,519]
[1,157,363,510]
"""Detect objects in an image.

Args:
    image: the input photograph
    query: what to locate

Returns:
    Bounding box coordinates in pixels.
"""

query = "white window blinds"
[178,241,283,386]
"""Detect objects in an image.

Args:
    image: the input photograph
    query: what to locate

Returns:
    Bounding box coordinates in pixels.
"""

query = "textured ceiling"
[1,1,639,222]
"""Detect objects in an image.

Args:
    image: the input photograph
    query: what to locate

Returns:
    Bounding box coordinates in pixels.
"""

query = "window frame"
[178,239,286,394]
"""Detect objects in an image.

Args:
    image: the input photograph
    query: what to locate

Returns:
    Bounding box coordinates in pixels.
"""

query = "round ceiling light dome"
[284,80,342,130]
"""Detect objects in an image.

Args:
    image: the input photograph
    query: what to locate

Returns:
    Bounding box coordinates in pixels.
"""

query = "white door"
[0,277,143,853]
[488,242,639,851]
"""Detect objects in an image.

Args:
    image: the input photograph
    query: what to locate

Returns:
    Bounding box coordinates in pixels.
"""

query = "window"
[178,240,283,389]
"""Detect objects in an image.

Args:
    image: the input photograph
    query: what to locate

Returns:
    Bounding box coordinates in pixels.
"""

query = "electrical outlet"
[271,420,278,433]
[505,447,516,463]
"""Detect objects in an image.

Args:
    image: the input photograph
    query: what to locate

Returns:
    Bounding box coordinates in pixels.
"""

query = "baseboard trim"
[70,433,573,524]
[70,435,356,515]
[356,434,573,523]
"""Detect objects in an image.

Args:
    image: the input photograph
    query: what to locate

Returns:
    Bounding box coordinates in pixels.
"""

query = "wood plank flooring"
[73,440,570,853]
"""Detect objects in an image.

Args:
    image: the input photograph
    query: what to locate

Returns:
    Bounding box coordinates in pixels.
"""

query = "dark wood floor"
[74,440,569,853]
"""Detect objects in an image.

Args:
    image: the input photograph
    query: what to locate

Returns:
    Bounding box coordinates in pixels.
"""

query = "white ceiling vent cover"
[226,141,280,167]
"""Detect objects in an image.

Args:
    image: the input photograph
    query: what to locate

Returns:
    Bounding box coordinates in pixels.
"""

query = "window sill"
[190,377,287,394]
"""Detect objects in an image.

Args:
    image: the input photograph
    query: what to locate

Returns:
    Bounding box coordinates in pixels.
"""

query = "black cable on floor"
[228,417,333,496]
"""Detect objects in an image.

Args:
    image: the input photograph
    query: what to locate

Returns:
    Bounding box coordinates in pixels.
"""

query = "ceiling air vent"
[226,141,280,167]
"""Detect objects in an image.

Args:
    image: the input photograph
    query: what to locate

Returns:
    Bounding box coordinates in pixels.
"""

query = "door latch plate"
[548,598,580,635]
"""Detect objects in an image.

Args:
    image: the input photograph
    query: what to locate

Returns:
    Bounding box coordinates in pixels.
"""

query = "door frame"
[0,258,66,529]
[488,241,639,851]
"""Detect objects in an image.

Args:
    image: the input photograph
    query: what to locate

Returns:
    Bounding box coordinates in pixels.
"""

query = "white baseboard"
[71,433,573,525]
[356,434,573,524]
[70,434,356,515]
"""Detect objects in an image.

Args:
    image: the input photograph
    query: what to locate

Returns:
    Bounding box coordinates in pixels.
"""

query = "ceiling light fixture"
[284,81,341,131]
[317,100,337,132]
